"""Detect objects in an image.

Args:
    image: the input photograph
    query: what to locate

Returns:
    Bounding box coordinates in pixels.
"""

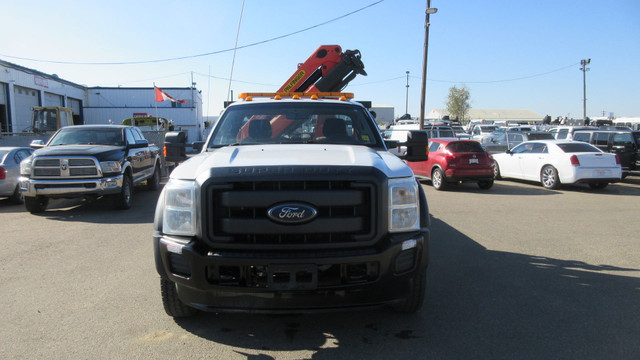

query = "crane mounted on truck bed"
[278,45,367,93]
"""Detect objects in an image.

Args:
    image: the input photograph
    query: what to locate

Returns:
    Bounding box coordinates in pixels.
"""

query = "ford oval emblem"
[267,203,318,224]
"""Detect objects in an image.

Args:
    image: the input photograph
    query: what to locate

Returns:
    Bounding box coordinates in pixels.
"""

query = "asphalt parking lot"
[1,178,639,359]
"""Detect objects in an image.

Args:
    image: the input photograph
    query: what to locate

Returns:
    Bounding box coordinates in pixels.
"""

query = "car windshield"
[556,142,601,153]
[480,126,497,133]
[49,128,124,146]
[207,102,383,147]
[447,141,484,153]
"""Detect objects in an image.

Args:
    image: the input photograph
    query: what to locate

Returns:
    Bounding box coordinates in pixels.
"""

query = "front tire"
[24,196,49,213]
[431,168,448,191]
[113,175,133,209]
[161,278,198,318]
[541,165,560,189]
[394,269,426,313]
[493,162,502,180]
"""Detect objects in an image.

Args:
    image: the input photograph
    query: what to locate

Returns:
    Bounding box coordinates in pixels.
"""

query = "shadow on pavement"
[24,184,162,224]
[172,216,640,359]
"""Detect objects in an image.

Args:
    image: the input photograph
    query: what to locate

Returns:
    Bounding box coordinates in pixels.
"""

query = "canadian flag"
[155,86,188,103]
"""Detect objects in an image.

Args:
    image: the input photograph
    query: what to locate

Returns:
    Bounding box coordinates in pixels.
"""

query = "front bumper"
[154,231,429,313]
[19,174,124,198]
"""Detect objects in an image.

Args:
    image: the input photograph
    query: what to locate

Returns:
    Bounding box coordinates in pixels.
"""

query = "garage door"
[0,83,7,132]
[14,85,39,132]
[44,92,63,107]
[68,97,83,125]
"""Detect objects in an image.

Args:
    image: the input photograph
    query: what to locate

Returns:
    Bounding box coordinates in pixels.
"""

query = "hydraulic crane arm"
[278,45,366,93]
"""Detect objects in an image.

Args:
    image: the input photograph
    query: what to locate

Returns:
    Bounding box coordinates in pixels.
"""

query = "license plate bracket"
[268,264,318,290]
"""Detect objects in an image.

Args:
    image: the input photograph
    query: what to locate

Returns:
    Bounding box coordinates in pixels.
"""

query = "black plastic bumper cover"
[153,231,429,313]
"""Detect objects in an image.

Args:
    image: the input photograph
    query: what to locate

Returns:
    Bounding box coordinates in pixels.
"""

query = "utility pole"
[405,71,410,116]
[580,59,591,120]
[419,1,437,130]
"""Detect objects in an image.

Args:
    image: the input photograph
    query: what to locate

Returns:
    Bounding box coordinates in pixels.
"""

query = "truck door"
[125,128,146,181]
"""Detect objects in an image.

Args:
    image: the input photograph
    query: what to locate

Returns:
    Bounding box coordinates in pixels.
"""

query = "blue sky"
[1,0,638,119]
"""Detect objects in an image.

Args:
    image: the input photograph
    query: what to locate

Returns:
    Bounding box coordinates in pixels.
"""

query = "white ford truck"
[153,92,430,317]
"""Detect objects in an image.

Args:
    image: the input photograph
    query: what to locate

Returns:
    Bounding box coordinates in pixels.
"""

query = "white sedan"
[492,140,622,189]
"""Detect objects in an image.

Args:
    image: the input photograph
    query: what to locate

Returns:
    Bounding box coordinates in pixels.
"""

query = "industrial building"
[0,59,204,142]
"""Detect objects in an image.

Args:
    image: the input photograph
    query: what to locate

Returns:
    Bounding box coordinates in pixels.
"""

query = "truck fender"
[121,161,132,176]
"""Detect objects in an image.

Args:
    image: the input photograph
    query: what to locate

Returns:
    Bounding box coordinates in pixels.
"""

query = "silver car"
[0,147,34,203]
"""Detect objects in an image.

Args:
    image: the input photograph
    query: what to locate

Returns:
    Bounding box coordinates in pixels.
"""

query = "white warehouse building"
[0,59,204,142]
[84,87,204,142]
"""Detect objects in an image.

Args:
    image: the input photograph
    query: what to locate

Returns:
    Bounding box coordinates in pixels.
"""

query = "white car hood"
[170,144,413,180]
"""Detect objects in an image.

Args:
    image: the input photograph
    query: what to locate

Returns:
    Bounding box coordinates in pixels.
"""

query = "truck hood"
[171,144,414,180]
[34,145,125,161]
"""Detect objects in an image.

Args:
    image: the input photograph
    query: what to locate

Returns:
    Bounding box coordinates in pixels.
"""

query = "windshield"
[0,150,9,162]
[207,102,383,148]
[49,128,124,146]
[480,126,498,133]
[33,109,58,132]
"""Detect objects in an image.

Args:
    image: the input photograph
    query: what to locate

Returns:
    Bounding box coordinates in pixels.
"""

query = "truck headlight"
[163,179,197,236]
[100,161,122,173]
[388,177,420,233]
[20,157,33,176]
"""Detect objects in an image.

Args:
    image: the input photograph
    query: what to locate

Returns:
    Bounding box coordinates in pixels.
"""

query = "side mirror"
[30,140,45,149]
[192,141,205,152]
[399,130,429,162]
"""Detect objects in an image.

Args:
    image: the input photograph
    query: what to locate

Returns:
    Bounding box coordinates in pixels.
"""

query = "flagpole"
[153,82,159,130]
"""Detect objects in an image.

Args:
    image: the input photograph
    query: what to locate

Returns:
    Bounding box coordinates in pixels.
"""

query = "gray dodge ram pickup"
[153,93,430,316]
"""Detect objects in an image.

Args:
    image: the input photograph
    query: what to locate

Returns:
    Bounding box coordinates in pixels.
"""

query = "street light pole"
[580,58,591,121]
[419,1,437,130]
[405,71,410,116]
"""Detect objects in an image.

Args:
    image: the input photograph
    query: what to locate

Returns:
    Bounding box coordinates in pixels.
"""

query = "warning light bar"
[238,92,354,101]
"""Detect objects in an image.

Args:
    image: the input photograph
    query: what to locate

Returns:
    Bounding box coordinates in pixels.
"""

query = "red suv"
[408,138,495,190]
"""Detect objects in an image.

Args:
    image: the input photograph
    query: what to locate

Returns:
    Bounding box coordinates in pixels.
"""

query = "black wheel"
[9,185,24,204]
[394,269,426,313]
[147,163,161,191]
[493,162,502,180]
[431,168,448,191]
[24,196,49,213]
[113,175,133,209]
[478,179,494,189]
[161,278,198,318]
[588,182,608,190]
[541,165,560,189]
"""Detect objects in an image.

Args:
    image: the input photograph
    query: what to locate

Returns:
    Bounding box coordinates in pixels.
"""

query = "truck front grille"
[32,156,101,179]
[204,180,376,249]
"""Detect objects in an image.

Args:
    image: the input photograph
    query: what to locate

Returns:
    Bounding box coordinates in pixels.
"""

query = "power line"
[427,63,579,84]
[0,1,384,66]
[351,63,579,87]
